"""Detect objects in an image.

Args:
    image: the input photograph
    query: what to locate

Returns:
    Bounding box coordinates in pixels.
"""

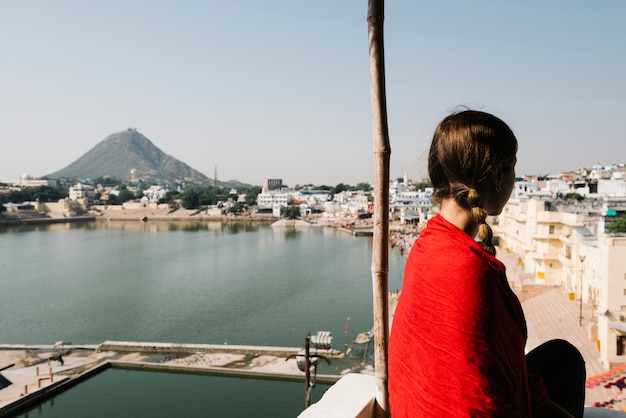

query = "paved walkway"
[0,354,101,411]
[497,250,626,410]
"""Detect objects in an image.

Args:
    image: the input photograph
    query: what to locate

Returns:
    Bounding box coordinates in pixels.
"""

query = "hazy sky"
[1,1,624,187]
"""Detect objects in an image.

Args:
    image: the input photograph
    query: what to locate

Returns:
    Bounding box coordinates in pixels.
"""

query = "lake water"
[17,368,332,418]
[1,220,406,417]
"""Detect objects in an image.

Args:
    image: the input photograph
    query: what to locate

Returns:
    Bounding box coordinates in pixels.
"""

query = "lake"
[1,220,406,417]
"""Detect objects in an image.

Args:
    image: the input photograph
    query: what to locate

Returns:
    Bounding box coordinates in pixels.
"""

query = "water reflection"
[1,220,405,349]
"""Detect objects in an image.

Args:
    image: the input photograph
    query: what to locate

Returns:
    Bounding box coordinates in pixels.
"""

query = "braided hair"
[428,110,518,256]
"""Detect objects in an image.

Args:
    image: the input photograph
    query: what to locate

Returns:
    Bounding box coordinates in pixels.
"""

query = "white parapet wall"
[297,373,626,418]
[298,373,375,418]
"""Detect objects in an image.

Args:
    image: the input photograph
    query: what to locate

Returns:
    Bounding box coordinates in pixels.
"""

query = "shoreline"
[0,209,377,228]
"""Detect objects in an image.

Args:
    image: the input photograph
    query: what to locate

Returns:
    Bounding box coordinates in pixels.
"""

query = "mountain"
[47,129,214,186]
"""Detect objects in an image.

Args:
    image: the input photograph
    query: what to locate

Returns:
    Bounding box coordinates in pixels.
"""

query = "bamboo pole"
[367,0,391,416]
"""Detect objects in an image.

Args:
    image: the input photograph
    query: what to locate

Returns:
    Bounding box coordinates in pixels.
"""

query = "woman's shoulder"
[415,215,505,273]
[407,234,505,290]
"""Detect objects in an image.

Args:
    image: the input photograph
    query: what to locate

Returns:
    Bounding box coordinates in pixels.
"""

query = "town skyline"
[1,1,624,186]
[2,129,625,190]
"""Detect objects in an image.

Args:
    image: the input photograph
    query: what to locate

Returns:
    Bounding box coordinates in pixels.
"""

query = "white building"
[257,184,288,217]
[143,185,168,203]
[581,234,626,368]
[69,183,96,206]
[496,196,626,368]
[333,191,371,216]
[390,187,434,225]
[6,174,57,188]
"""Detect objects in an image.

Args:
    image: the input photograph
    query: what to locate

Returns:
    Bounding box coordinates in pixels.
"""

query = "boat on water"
[353,330,373,345]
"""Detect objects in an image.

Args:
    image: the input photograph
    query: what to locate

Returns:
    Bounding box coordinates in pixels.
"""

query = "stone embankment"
[93,207,277,222]
[0,213,95,225]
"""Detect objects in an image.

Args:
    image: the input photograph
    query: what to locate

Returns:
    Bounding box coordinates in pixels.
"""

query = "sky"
[1,1,624,187]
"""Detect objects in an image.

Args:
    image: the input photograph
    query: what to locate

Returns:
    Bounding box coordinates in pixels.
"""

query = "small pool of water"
[16,368,330,418]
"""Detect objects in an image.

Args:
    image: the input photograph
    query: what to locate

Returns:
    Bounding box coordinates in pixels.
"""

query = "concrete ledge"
[0,344,99,351]
[109,360,341,384]
[99,341,343,358]
[298,373,375,418]
[0,361,110,417]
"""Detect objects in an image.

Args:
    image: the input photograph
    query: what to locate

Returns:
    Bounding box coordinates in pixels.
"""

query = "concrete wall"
[297,374,375,418]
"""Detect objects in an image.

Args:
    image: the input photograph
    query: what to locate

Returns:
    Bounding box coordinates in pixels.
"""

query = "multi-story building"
[496,195,626,368]
[583,234,626,368]
[332,190,372,216]
[68,183,95,207]
[267,179,283,191]
[497,198,586,287]
[390,188,434,226]
[257,182,288,217]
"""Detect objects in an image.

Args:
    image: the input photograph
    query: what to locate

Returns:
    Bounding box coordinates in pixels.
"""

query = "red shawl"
[388,214,549,417]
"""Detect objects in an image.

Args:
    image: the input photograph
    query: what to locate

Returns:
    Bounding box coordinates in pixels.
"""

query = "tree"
[332,183,350,194]
[181,188,202,209]
[0,186,68,204]
[281,205,301,219]
[414,180,433,191]
[228,202,245,215]
[606,214,626,234]
[244,186,262,206]
[159,190,182,204]
[91,176,122,187]
[117,188,136,203]
[563,192,584,202]
[355,182,372,192]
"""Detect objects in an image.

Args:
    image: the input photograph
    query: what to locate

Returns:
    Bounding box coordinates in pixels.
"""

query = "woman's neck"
[439,198,477,237]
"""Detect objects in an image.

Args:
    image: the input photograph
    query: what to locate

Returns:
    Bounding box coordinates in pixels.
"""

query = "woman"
[388,110,585,417]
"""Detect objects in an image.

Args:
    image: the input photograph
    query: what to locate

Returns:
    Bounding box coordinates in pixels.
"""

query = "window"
[618,336,626,356]
[549,225,555,234]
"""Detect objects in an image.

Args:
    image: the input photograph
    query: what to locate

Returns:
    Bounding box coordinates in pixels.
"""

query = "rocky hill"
[47,129,214,186]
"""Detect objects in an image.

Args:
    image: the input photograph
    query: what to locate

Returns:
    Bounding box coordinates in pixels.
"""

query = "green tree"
[332,183,350,195]
[563,192,585,202]
[181,188,202,209]
[107,194,119,205]
[244,186,262,206]
[0,186,68,203]
[36,185,68,202]
[228,202,245,215]
[117,188,136,203]
[91,176,122,187]
[415,180,433,190]
[606,214,626,234]
[354,182,372,192]
[281,205,301,219]
[159,190,182,204]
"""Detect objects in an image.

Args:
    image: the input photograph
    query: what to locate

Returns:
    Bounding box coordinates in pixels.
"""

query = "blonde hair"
[428,110,517,256]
